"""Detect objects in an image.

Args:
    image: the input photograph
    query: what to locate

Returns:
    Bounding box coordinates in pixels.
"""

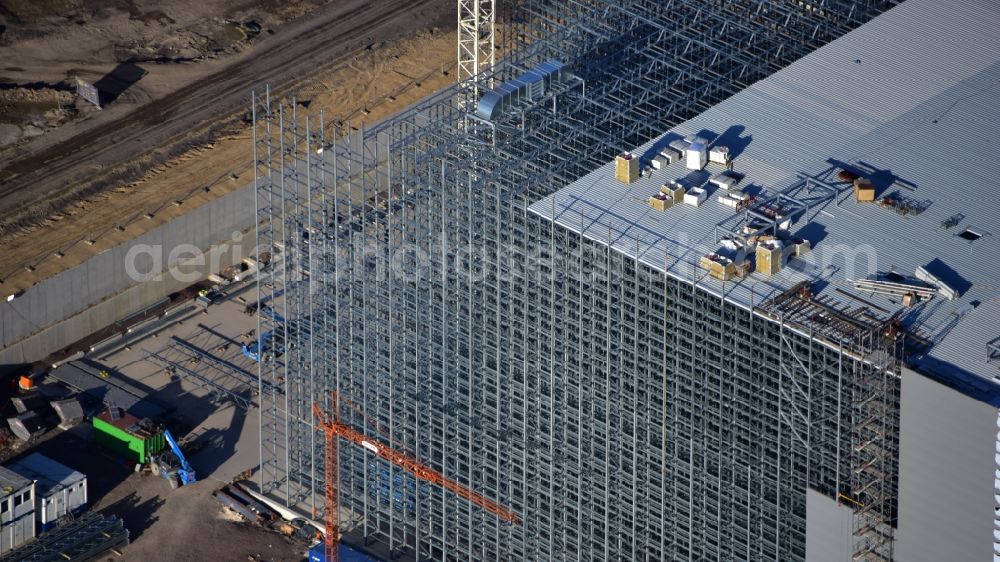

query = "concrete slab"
[93,288,263,483]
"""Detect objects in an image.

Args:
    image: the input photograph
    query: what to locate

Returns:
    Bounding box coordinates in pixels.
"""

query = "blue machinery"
[152,429,197,489]
[243,305,286,362]
[242,330,278,362]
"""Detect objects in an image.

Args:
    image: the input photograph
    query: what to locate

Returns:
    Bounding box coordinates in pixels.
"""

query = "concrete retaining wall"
[0,184,255,364]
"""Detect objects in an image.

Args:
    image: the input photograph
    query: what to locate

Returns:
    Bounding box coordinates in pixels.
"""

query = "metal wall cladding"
[893,367,998,562]
[0,184,254,351]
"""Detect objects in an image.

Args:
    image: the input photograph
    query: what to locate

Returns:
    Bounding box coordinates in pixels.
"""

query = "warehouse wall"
[894,366,997,562]
[0,184,255,364]
[805,488,853,562]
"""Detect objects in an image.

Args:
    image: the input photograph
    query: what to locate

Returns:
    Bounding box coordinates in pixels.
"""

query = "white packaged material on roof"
[684,187,707,207]
[686,142,707,170]
[709,145,730,164]
[668,139,690,154]
[660,148,681,164]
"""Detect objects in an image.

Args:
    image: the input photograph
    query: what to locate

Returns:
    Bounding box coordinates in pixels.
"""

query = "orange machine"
[312,392,520,562]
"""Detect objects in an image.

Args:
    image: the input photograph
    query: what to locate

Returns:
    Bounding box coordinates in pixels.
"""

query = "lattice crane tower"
[457,0,495,95]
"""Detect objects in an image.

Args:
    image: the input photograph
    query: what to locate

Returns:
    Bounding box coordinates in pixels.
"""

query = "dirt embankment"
[0,24,459,292]
[0,0,341,150]
[0,0,460,293]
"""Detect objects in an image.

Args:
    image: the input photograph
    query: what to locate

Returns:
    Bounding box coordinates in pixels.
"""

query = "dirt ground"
[0,26,458,293]
[0,0,335,138]
[94,473,306,562]
[14,428,307,562]
[0,0,459,294]
[0,284,308,561]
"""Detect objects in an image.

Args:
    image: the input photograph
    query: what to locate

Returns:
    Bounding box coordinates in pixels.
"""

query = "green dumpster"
[92,410,165,464]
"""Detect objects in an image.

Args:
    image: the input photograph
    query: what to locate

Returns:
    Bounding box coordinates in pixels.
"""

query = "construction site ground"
[0,0,458,294]
[3,285,310,561]
[25,427,304,562]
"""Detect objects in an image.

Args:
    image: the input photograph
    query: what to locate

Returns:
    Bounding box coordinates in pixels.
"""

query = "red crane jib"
[313,395,520,562]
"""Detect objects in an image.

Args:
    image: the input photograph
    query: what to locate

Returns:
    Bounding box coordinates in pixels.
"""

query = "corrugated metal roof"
[0,465,32,495]
[49,361,165,419]
[529,0,1000,386]
[8,453,85,498]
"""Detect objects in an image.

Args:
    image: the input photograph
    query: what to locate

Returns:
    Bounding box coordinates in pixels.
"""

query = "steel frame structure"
[252,1,900,560]
[146,347,255,411]
[457,0,495,98]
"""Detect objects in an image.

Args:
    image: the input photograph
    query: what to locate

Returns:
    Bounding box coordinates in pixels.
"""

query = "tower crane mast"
[457,0,495,99]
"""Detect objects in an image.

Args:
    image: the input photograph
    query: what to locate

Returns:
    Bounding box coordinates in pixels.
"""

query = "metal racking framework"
[252,1,900,560]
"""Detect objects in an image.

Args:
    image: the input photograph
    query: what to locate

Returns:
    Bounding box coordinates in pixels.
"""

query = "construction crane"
[457,0,495,98]
[312,392,520,562]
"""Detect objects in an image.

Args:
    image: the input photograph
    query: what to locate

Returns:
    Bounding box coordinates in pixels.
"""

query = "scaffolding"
[252,1,900,560]
[757,282,903,562]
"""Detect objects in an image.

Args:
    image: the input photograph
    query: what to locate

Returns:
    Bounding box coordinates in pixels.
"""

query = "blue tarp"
[308,542,380,562]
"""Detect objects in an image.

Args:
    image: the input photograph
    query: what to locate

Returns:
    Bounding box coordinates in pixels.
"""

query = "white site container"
[9,453,87,531]
[686,142,708,170]
[651,156,667,170]
[0,466,35,554]
[660,148,681,164]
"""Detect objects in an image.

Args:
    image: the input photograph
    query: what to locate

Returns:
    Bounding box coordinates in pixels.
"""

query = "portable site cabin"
[0,466,35,554]
[8,453,87,531]
[92,409,165,464]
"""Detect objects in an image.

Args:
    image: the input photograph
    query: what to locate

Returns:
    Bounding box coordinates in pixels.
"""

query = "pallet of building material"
[7,412,48,441]
[228,483,278,523]
[11,392,51,415]
[49,361,165,420]
[851,279,936,299]
[67,361,152,400]
[215,487,267,525]
[50,397,85,428]
[0,512,129,562]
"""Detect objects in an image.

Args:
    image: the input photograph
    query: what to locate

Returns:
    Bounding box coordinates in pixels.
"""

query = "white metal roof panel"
[529,0,1000,386]
[8,453,85,498]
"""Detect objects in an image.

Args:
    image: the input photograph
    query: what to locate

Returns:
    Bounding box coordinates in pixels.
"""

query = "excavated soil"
[0,0,460,292]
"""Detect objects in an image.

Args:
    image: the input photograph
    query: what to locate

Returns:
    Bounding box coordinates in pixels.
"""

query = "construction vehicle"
[150,429,196,489]
[242,304,287,361]
[242,330,280,361]
[312,392,520,562]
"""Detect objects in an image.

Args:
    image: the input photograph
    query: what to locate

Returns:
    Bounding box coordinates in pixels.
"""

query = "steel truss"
[253,1,899,560]
[458,0,495,99]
